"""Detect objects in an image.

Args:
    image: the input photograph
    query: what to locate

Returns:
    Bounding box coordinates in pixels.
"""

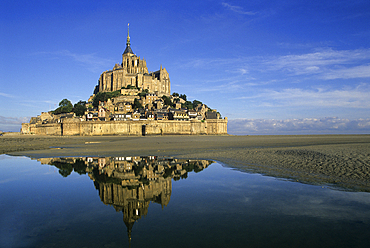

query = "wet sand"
[2,134,370,191]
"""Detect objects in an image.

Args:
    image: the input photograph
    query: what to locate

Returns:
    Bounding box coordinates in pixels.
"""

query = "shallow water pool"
[0,155,369,247]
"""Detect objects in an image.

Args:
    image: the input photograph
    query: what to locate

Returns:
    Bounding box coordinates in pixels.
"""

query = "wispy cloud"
[222,3,256,15]
[0,116,30,132]
[177,57,244,70]
[57,50,115,72]
[176,48,370,82]
[265,48,370,79]
[323,64,370,79]
[228,117,370,135]
[239,84,370,109]
[31,50,115,73]
[175,48,370,102]
[0,92,15,98]
[0,116,30,125]
[269,191,370,221]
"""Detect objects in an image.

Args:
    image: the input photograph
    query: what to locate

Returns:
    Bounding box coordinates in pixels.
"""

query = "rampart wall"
[22,119,228,136]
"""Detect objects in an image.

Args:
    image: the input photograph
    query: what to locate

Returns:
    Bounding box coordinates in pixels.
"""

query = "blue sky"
[1,0,370,134]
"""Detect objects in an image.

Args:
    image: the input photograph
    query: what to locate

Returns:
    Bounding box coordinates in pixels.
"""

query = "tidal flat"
[1,134,370,247]
[2,134,370,192]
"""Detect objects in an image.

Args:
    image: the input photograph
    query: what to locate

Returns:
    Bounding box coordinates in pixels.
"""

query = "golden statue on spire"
[126,23,130,45]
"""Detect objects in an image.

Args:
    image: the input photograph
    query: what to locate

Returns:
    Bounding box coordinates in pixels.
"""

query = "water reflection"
[37,156,212,242]
[2,155,370,247]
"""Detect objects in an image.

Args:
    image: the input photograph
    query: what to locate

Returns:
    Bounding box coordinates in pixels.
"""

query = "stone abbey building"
[21,24,228,136]
[96,24,171,96]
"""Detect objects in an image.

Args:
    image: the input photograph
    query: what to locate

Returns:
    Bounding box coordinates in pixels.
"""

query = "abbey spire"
[123,23,134,54]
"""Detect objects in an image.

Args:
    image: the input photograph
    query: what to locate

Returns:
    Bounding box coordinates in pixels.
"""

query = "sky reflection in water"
[0,154,369,248]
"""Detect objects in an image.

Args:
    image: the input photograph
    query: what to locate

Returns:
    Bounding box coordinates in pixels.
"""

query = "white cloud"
[265,48,370,79]
[228,117,370,135]
[0,116,30,125]
[239,84,370,109]
[323,64,370,79]
[270,191,370,221]
[0,116,30,132]
[57,50,115,71]
[222,3,256,15]
[176,48,370,84]
[31,50,115,73]
[177,57,243,70]
[0,92,15,98]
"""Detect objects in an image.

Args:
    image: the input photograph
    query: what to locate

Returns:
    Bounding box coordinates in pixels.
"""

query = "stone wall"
[22,123,62,135]
[22,119,228,136]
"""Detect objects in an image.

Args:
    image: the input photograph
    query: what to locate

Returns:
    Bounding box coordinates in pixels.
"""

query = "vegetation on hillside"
[53,99,73,114]
[73,101,87,116]
[138,89,149,97]
[133,98,143,109]
[52,99,87,117]
[92,90,121,107]
[51,90,213,117]
[122,85,138,90]
[181,100,203,110]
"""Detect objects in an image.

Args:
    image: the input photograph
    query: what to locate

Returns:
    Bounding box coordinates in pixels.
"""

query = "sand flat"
[2,134,370,191]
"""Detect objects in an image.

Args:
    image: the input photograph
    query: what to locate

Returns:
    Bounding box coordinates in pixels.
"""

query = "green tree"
[138,89,149,97]
[172,92,179,97]
[73,159,87,175]
[132,98,143,109]
[179,94,187,101]
[92,91,121,107]
[51,161,73,177]
[53,99,73,114]
[192,100,202,108]
[125,85,137,89]
[162,95,172,106]
[73,101,87,116]
[182,101,193,109]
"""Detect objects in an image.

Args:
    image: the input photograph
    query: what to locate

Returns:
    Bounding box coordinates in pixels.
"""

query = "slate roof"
[123,45,134,54]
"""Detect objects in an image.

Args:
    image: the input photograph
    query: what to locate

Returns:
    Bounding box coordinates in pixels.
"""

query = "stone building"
[96,24,171,96]
[21,24,228,136]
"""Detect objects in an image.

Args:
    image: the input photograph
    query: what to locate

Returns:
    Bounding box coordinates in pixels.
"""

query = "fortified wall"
[22,118,228,136]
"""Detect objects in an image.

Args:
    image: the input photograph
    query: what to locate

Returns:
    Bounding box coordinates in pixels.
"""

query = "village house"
[145,110,155,121]
[113,113,132,121]
[187,110,198,119]
[142,93,158,106]
[98,106,108,121]
[115,102,132,113]
[132,112,140,121]
[205,111,219,119]
[171,110,189,121]
[155,109,169,120]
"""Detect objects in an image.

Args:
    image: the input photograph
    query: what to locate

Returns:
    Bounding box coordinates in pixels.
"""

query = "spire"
[123,23,134,54]
[126,23,130,46]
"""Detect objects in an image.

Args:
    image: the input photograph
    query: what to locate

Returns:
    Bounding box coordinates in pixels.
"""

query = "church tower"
[96,23,170,96]
[121,23,148,75]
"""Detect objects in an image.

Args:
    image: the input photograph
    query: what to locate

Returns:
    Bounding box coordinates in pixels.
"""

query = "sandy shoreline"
[2,134,370,191]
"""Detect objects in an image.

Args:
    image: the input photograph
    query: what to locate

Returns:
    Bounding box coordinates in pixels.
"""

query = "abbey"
[21,24,228,136]
[96,24,171,96]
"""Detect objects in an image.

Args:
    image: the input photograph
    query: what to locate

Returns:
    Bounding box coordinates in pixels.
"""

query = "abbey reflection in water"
[37,156,213,240]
